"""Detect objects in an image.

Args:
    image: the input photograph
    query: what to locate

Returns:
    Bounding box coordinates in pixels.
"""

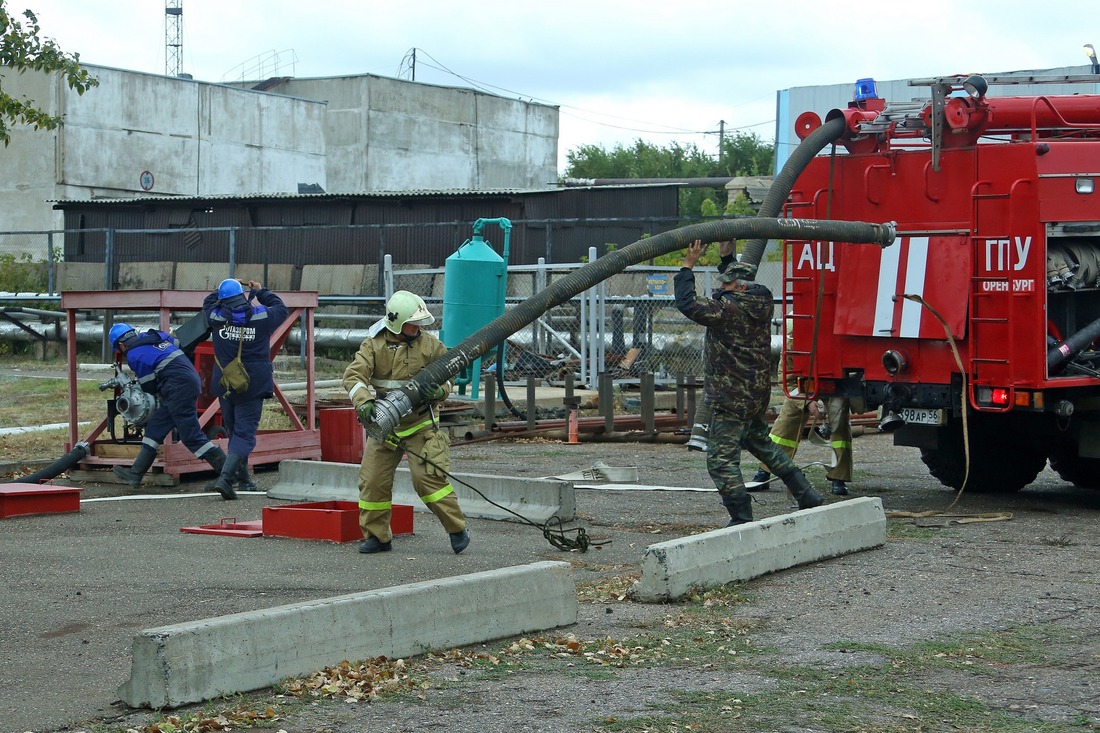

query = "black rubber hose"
[1,441,89,484]
[740,115,848,270]
[367,217,895,439]
[1048,315,1100,372]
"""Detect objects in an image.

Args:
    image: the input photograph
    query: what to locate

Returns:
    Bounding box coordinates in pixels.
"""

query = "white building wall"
[274,75,558,192]
[0,65,327,233]
[0,66,557,238]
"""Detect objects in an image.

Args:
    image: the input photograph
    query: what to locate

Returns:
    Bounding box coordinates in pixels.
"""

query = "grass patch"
[886,518,940,540]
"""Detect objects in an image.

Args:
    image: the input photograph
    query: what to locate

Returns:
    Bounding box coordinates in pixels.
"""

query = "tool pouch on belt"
[215,337,251,396]
[420,430,450,476]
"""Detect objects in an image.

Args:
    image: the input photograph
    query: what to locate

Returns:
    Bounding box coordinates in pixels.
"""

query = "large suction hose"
[1048,314,1100,372]
[366,217,896,440]
[1,441,89,484]
[740,115,848,269]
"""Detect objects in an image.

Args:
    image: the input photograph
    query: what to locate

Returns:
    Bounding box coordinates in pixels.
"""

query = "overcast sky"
[13,0,1097,172]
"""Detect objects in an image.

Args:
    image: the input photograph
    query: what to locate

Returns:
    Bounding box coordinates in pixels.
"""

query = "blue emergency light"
[854,78,878,101]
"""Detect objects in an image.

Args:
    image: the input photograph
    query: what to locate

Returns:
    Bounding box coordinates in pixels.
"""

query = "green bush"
[0,253,48,293]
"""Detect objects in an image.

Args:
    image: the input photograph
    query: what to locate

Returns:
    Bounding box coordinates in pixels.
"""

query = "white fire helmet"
[384,290,435,334]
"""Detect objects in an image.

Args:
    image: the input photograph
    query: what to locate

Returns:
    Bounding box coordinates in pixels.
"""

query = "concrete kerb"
[631,496,887,602]
[117,560,578,709]
[269,459,576,523]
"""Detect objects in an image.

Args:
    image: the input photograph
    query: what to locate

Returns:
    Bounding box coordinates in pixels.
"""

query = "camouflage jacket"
[673,267,773,416]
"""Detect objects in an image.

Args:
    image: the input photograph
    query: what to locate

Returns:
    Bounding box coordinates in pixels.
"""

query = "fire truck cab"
[783,74,1100,492]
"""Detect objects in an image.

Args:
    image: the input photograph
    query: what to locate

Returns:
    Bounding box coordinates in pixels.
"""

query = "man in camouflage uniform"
[674,239,823,526]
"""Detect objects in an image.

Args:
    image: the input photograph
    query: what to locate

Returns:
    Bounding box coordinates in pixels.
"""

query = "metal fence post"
[599,372,615,434]
[641,371,655,434]
[47,232,55,295]
[383,254,394,300]
[228,228,237,278]
[483,372,496,432]
[526,377,537,431]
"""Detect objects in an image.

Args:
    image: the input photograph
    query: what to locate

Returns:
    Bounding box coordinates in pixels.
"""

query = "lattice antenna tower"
[165,0,183,76]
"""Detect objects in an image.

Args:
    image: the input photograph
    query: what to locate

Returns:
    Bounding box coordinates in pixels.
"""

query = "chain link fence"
[0,223,783,384]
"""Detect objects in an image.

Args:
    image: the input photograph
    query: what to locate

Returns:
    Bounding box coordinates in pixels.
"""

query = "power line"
[409,48,759,139]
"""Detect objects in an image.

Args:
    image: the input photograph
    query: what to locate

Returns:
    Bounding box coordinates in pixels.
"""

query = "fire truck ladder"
[967,185,1027,413]
[780,238,821,399]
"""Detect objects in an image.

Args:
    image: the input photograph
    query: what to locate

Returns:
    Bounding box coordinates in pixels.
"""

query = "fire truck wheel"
[919,419,1046,493]
[1048,450,1100,489]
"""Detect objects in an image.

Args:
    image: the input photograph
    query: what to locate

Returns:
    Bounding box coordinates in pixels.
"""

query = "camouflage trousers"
[707,405,801,501]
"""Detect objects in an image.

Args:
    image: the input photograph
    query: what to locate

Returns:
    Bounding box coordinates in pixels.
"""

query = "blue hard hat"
[109,323,136,350]
[217,278,245,299]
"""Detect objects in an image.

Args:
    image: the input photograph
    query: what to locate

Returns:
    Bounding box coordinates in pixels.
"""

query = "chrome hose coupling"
[366,389,414,442]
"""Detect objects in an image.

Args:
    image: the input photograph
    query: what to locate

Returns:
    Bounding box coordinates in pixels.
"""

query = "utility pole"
[165,0,182,77]
[399,48,417,81]
[718,120,726,168]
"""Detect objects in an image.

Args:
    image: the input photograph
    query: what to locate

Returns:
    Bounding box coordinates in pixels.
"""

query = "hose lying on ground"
[1,442,89,484]
[366,216,896,441]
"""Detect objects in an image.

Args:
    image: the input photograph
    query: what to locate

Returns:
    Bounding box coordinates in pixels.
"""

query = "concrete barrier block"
[55,262,105,291]
[118,561,577,709]
[174,263,230,291]
[301,264,368,295]
[269,459,576,523]
[632,497,886,602]
[118,261,174,290]
[237,263,295,291]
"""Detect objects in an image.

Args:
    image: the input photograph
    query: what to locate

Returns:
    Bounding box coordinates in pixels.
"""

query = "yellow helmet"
[384,290,435,334]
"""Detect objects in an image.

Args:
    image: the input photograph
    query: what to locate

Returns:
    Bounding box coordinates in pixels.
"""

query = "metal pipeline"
[740,115,847,269]
[1,441,89,484]
[366,217,896,440]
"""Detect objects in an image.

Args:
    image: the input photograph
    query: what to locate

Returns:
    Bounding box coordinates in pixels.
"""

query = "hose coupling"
[366,388,415,442]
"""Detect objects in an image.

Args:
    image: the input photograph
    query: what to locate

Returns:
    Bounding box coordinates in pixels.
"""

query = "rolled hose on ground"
[366,216,896,441]
[1,441,90,484]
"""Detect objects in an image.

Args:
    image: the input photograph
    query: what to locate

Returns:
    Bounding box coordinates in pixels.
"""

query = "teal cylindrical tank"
[442,234,505,349]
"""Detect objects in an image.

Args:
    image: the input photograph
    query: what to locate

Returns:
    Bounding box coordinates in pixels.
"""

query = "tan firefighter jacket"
[342,329,452,432]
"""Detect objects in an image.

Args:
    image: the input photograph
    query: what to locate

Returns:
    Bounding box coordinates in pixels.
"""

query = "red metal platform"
[262,501,414,543]
[0,484,82,518]
[60,289,322,483]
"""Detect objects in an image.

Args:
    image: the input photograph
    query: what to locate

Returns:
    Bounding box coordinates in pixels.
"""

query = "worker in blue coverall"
[109,323,227,489]
[202,278,288,500]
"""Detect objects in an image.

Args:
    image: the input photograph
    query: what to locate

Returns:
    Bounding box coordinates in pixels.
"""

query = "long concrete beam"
[631,497,887,602]
[269,459,576,523]
[118,561,577,709]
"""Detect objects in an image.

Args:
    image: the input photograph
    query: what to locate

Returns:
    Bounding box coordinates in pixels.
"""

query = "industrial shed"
[53,185,682,291]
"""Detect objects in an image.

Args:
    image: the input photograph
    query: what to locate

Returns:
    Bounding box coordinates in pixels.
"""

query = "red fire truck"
[783,74,1100,493]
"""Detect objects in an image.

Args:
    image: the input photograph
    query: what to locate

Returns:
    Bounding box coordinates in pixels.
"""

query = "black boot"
[720,492,753,527]
[112,446,157,488]
[781,468,824,510]
[748,468,771,492]
[209,452,243,501]
[202,446,227,474]
[235,460,258,492]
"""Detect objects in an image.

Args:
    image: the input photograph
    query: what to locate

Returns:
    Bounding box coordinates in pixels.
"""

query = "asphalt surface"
[0,449,724,733]
[6,430,1100,733]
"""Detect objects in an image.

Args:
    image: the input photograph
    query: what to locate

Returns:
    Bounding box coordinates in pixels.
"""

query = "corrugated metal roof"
[50,183,681,207]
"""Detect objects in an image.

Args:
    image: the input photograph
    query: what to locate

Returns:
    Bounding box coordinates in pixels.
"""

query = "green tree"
[564,133,773,221]
[0,2,98,146]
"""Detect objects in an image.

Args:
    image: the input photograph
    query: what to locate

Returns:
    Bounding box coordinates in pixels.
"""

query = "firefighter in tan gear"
[750,309,854,495]
[342,291,470,555]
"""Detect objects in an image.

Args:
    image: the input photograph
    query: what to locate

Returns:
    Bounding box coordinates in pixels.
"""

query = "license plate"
[898,407,946,426]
